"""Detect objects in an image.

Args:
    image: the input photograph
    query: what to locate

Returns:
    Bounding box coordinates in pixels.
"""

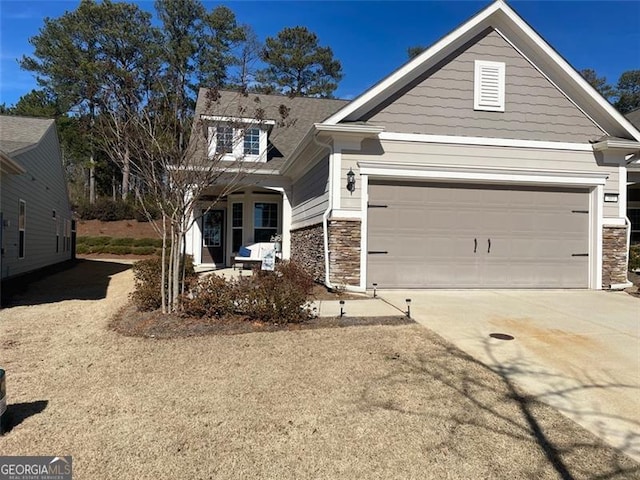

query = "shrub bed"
[76,236,162,255]
[630,244,640,271]
[182,261,314,324]
[131,255,196,311]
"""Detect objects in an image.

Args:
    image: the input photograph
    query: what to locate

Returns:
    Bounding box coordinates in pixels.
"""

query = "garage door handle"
[487,238,491,254]
[368,251,388,254]
[474,238,477,253]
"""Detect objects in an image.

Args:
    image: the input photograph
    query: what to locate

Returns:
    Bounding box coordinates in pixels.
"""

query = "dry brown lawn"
[0,259,638,479]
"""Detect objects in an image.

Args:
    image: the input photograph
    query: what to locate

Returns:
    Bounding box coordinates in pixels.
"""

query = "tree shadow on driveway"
[1,260,131,307]
[359,332,639,479]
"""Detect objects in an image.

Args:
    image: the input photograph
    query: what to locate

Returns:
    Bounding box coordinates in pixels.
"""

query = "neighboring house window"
[244,128,260,156]
[474,60,506,112]
[54,210,59,253]
[18,200,26,259]
[254,202,278,243]
[232,203,243,252]
[66,219,71,252]
[215,126,234,154]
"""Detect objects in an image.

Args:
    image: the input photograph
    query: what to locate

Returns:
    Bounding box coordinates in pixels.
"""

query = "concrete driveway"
[379,289,640,461]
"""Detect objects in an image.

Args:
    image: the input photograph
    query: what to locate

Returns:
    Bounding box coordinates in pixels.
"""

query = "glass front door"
[201,209,225,264]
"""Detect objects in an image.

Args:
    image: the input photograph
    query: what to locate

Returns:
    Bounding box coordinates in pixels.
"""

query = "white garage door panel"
[367,182,590,288]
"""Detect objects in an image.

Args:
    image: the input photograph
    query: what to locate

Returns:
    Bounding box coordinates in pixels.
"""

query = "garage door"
[367,181,590,288]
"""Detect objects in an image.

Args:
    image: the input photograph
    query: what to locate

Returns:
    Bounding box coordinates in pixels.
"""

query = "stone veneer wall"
[602,225,628,288]
[291,223,325,282]
[328,219,361,287]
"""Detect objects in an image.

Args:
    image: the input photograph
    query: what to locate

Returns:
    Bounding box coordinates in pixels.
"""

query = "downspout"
[313,134,334,290]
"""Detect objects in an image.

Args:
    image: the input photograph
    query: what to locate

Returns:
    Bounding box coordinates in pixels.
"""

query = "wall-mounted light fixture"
[346,168,356,194]
[604,193,619,203]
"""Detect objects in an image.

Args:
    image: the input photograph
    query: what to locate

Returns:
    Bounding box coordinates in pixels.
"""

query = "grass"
[0,260,637,479]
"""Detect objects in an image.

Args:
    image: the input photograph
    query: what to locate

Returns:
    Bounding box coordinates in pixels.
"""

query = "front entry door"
[202,209,225,265]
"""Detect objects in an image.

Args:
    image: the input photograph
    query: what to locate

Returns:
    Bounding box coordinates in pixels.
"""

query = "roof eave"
[0,150,27,175]
[591,139,640,154]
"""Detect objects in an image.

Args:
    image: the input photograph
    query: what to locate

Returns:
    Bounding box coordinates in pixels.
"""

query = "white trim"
[360,174,369,291]
[0,151,26,174]
[592,138,640,153]
[603,217,627,226]
[474,60,505,112]
[591,185,603,289]
[357,161,608,187]
[201,115,275,126]
[330,210,362,220]
[378,132,594,151]
[18,199,26,259]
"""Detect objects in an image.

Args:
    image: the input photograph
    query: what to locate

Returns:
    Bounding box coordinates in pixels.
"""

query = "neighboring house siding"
[1,126,73,279]
[363,29,605,142]
[342,139,620,217]
[291,156,330,227]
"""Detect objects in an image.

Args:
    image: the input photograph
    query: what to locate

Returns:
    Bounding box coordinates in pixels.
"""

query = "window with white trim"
[231,203,243,252]
[54,210,59,253]
[215,126,234,154]
[244,128,260,156]
[474,60,506,112]
[254,202,278,243]
[18,200,26,259]
[208,123,268,162]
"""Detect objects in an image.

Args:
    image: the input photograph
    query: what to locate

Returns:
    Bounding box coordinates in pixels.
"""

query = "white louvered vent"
[474,60,505,112]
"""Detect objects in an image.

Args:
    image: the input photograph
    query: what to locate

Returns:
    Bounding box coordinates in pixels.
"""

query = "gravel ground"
[0,259,638,479]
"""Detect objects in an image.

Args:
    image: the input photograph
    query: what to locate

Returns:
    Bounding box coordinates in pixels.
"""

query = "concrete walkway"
[379,289,640,462]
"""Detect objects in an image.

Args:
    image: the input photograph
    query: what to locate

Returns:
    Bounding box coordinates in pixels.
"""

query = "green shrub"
[110,237,135,246]
[76,244,89,254]
[75,198,136,221]
[182,274,235,318]
[80,236,112,247]
[130,255,196,311]
[133,246,157,255]
[110,245,133,255]
[630,245,640,271]
[135,238,163,248]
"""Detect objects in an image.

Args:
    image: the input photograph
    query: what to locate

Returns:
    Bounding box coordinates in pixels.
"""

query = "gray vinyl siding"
[1,126,73,279]
[291,156,329,227]
[342,139,620,217]
[363,29,605,142]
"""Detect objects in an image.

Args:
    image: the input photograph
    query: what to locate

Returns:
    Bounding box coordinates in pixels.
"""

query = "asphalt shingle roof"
[194,89,349,170]
[626,108,640,130]
[0,115,54,155]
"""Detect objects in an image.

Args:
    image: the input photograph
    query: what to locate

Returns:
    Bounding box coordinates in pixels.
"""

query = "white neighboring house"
[0,115,74,280]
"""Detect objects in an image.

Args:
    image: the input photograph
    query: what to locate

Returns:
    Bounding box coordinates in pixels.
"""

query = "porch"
[185,185,291,268]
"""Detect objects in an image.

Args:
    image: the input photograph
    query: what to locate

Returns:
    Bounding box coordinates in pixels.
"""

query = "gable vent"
[474,60,505,112]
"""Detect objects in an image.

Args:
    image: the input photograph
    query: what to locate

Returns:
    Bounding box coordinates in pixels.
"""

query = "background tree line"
[1,0,343,207]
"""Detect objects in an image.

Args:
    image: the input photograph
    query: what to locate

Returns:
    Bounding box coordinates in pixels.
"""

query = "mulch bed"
[111,302,414,339]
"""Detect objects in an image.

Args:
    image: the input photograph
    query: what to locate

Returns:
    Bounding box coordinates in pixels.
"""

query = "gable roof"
[323,0,640,142]
[0,115,55,155]
[627,108,640,130]
[194,89,348,170]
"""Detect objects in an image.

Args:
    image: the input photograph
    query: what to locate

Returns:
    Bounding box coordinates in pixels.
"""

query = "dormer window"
[216,126,234,154]
[204,116,275,162]
[474,60,506,112]
[244,128,260,156]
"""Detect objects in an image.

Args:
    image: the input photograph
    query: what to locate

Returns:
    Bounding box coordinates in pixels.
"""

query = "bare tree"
[96,89,288,313]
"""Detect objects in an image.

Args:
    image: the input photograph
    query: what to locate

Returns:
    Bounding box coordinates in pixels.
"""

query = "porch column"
[281,188,292,259]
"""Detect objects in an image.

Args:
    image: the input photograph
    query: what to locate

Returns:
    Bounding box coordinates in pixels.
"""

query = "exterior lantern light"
[346,168,356,194]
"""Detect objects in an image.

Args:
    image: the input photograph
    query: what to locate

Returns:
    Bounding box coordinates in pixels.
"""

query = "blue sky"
[0,1,639,106]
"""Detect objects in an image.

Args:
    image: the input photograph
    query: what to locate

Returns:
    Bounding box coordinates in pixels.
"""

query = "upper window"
[474,60,505,112]
[215,126,234,154]
[244,128,260,156]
